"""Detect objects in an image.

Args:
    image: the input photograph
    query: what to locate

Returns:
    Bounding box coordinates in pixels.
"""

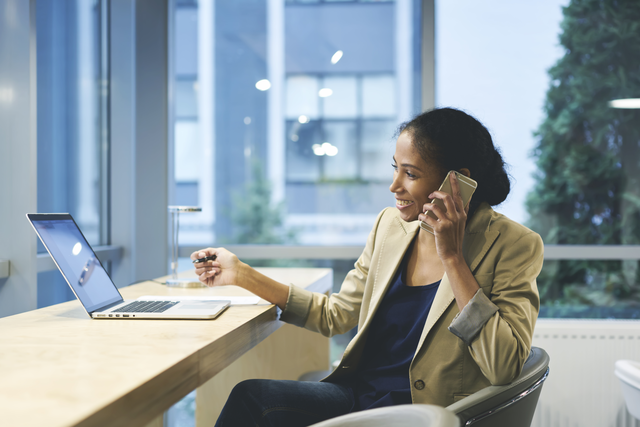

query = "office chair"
[300,347,549,427]
[615,359,640,420]
[308,404,460,427]
[445,346,550,427]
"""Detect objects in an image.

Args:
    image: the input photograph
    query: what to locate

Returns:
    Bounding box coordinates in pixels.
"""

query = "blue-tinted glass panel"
[37,0,105,246]
[175,7,198,76]
[36,0,108,308]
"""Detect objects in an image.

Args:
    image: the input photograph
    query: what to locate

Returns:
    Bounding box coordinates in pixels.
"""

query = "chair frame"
[464,367,549,426]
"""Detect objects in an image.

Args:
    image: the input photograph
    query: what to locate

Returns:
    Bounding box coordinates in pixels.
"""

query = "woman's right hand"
[191,247,243,287]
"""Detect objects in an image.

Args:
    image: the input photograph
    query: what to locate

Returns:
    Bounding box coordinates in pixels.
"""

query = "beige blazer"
[281,202,543,407]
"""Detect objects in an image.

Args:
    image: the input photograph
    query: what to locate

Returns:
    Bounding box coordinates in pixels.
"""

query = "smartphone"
[419,170,478,235]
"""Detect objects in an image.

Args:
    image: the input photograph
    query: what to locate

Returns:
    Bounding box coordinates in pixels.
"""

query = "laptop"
[27,213,230,320]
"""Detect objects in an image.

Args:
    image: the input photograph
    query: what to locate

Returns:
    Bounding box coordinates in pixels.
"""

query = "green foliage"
[526,0,640,314]
[226,160,308,268]
[226,159,297,245]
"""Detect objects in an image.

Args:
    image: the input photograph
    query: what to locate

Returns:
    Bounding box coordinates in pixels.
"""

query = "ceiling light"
[298,115,310,124]
[255,79,271,91]
[321,142,338,156]
[318,88,333,98]
[325,145,339,156]
[608,98,640,109]
[331,50,343,64]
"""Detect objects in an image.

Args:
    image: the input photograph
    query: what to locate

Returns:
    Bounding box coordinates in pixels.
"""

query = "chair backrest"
[309,404,460,427]
[445,346,550,427]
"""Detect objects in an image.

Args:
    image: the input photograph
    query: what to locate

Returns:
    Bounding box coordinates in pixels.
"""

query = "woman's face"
[389,131,444,222]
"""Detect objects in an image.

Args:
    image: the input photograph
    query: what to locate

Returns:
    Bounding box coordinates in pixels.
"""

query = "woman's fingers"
[423,198,448,221]
[191,248,217,262]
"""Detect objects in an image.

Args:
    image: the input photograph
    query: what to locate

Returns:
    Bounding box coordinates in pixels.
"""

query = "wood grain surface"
[0,267,332,427]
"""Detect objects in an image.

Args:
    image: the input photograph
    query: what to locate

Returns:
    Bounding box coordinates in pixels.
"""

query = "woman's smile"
[395,199,415,209]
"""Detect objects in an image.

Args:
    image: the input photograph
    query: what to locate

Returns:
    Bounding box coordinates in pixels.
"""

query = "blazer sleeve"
[279,208,387,337]
[450,231,544,385]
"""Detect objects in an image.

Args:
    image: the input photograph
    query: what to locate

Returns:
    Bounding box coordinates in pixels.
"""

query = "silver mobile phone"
[419,171,478,235]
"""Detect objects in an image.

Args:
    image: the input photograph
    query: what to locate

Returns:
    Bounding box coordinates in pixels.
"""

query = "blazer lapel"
[415,271,455,352]
[414,204,500,354]
[462,203,501,273]
[361,216,419,329]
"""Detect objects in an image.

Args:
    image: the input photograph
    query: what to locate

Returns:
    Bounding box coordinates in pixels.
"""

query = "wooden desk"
[0,268,332,427]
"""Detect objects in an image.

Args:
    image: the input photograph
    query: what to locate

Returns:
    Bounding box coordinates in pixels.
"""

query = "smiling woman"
[191,108,544,427]
[390,132,445,223]
[395,108,511,218]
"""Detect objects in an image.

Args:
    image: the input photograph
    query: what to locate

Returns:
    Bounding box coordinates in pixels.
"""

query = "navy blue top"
[347,250,440,411]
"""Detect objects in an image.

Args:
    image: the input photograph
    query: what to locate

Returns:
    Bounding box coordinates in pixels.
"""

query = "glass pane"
[322,76,358,119]
[539,260,640,319]
[323,121,358,180]
[36,0,108,309]
[361,120,396,181]
[171,1,421,246]
[362,75,395,118]
[286,75,320,120]
[37,0,106,247]
[286,120,322,182]
[436,0,569,225]
[175,79,198,118]
[175,7,198,76]
[437,0,640,319]
[175,121,200,182]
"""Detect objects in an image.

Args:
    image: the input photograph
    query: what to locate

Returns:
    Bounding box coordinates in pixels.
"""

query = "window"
[168,0,422,423]
[171,0,421,248]
[436,0,640,318]
[285,74,396,185]
[36,0,109,308]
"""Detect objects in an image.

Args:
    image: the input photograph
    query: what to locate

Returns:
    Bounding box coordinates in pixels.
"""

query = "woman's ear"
[459,168,471,178]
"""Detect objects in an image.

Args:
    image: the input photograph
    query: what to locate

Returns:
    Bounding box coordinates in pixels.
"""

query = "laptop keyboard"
[112,301,179,313]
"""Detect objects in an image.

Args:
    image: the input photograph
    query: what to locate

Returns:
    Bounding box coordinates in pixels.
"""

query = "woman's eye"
[391,163,398,171]
[406,171,416,178]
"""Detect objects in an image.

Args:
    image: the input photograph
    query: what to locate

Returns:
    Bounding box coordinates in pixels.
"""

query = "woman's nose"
[389,174,401,193]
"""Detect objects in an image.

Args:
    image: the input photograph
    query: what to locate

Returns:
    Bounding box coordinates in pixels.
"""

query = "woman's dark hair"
[397,107,510,215]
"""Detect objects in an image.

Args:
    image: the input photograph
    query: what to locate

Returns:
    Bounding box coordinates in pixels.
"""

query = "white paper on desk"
[138,295,261,306]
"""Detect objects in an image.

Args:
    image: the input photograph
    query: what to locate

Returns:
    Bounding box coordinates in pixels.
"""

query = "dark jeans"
[215,379,355,427]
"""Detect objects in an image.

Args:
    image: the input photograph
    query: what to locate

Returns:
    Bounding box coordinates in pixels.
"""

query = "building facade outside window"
[171,0,421,250]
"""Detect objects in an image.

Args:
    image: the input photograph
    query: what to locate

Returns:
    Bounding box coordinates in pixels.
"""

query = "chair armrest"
[309,404,460,427]
[446,347,550,425]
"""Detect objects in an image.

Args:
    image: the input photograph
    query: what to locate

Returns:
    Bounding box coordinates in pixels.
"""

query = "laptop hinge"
[94,299,125,313]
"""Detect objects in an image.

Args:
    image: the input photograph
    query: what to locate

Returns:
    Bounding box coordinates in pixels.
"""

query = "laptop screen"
[28,214,123,313]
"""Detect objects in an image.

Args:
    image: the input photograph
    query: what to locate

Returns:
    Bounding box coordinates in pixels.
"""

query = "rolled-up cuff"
[448,289,499,346]
[279,284,314,327]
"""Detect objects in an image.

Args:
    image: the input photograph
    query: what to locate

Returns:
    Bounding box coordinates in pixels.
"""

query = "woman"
[193,108,544,427]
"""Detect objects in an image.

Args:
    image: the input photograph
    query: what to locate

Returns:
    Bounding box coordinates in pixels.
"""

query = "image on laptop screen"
[30,215,122,313]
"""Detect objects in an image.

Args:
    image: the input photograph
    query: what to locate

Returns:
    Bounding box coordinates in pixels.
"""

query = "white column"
[267,0,285,205]
[0,0,38,316]
[196,0,215,240]
[76,0,99,239]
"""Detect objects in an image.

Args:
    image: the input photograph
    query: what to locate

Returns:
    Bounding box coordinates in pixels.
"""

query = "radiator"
[531,319,640,427]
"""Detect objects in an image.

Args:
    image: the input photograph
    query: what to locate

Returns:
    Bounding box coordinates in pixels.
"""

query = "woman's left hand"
[418,172,469,263]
